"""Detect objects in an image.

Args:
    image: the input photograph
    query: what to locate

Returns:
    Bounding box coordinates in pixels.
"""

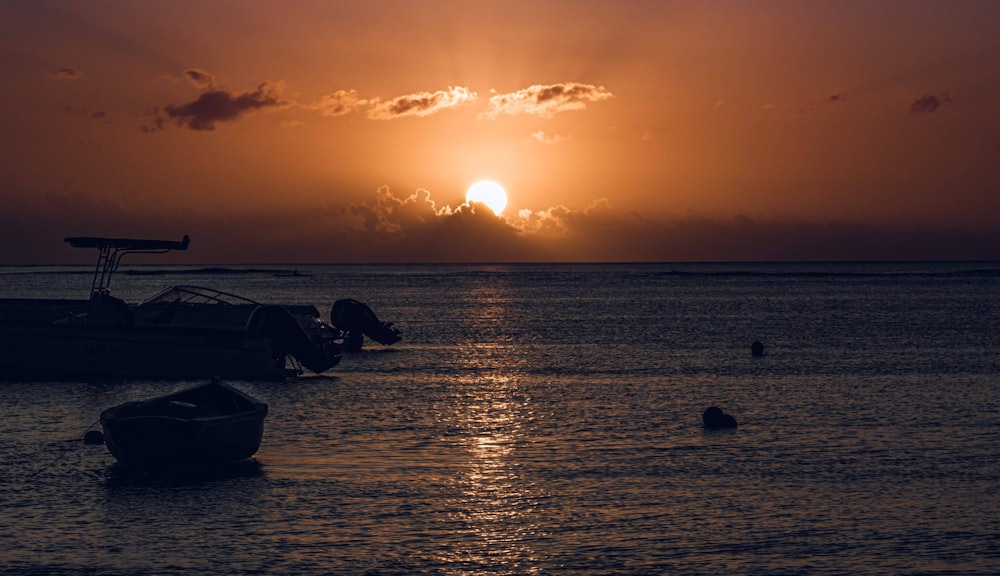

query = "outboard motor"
[330,299,402,352]
[248,305,342,373]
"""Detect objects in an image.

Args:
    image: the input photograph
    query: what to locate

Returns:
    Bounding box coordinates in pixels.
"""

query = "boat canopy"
[64,234,190,295]
[65,235,190,251]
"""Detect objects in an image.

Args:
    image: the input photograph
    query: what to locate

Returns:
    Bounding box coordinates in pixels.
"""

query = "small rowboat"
[100,380,267,472]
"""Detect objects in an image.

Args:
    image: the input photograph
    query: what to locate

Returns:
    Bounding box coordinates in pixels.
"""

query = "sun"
[465,180,508,216]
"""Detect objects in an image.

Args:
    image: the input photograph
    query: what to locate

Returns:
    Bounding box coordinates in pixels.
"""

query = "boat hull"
[100,381,268,472]
[0,323,292,380]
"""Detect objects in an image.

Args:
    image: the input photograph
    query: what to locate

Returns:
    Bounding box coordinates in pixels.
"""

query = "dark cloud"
[485,83,613,119]
[49,67,81,79]
[147,81,287,131]
[367,87,476,120]
[797,92,849,114]
[3,188,999,264]
[333,186,454,234]
[183,68,215,89]
[910,92,952,115]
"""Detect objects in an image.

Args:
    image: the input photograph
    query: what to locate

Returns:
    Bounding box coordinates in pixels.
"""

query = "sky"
[1,0,999,264]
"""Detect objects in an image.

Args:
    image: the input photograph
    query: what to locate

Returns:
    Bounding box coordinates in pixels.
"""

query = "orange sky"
[1,0,998,263]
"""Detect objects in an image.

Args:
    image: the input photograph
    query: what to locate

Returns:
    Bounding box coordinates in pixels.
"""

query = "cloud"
[334,186,455,235]
[153,81,610,124]
[2,188,999,264]
[484,83,613,119]
[309,186,531,262]
[367,86,476,120]
[910,92,952,115]
[311,194,1000,262]
[310,89,367,117]
[147,81,288,131]
[183,68,215,89]
[797,92,849,114]
[531,130,564,145]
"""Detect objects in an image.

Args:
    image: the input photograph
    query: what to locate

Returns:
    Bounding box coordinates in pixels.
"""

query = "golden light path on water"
[438,275,544,574]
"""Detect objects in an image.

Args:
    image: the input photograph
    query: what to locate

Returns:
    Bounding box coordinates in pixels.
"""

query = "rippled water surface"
[1,262,998,574]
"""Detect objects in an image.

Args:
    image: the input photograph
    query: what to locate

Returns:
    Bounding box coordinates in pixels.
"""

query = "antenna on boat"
[64,235,191,295]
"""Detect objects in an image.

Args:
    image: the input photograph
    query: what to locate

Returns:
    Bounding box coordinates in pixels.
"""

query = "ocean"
[0,262,998,575]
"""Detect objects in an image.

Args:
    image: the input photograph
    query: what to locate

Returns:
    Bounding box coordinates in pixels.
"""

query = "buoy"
[751,340,764,357]
[703,406,738,429]
[84,430,105,445]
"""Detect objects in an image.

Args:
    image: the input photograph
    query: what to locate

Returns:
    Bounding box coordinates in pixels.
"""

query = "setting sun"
[466,180,508,216]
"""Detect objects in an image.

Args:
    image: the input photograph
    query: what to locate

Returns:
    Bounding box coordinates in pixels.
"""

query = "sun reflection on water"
[441,372,543,574]
[429,273,547,573]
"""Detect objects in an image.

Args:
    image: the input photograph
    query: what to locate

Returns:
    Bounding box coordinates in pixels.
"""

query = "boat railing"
[141,285,260,307]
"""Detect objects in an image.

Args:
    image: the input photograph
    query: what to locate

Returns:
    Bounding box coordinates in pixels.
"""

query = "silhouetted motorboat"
[100,379,267,472]
[0,235,345,379]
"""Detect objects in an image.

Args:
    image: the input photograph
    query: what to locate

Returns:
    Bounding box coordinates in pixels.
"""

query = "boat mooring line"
[29,419,101,478]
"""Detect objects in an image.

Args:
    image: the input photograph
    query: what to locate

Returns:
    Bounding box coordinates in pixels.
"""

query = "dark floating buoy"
[751,340,765,357]
[703,406,738,429]
[84,430,105,445]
